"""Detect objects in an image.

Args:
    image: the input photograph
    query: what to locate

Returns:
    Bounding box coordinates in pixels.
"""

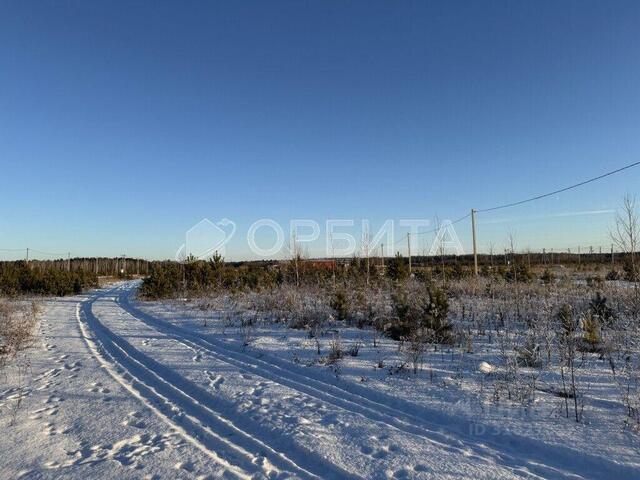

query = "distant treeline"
[140,251,638,300]
[0,256,156,296]
[0,261,98,296]
[20,257,153,276]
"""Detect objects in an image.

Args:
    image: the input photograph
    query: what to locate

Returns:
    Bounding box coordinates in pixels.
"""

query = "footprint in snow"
[360,445,374,455]
[205,371,224,390]
[36,381,54,391]
[17,469,39,479]
[37,368,62,380]
[122,411,146,429]
[321,412,340,426]
[30,405,59,419]
[62,361,82,372]
[252,388,266,397]
[6,390,30,401]
[43,421,71,436]
[393,468,410,479]
[372,449,388,459]
[360,443,389,460]
[175,461,195,472]
[87,382,110,394]
[44,460,61,469]
[65,433,172,468]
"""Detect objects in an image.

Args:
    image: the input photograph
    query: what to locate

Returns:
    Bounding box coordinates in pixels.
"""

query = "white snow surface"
[1,281,639,479]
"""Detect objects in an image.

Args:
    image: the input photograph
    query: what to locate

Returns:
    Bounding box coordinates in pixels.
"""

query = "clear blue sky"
[1,1,639,260]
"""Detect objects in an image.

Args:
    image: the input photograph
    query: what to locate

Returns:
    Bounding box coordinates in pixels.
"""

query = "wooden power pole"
[407,233,412,276]
[471,209,478,276]
[611,244,615,266]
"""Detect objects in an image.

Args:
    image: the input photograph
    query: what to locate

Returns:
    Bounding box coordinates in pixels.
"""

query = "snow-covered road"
[2,283,638,479]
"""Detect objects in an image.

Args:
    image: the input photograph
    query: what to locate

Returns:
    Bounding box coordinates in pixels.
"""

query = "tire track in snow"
[75,299,251,479]
[118,283,640,480]
[77,291,356,480]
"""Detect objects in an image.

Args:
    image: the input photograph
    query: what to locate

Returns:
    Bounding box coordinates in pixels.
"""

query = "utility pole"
[332,259,336,287]
[364,230,370,286]
[471,209,478,276]
[292,234,299,288]
[330,233,335,287]
[611,244,615,267]
[407,233,412,276]
[67,252,71,272]
[26,247,29,263]
[380,243,384,270]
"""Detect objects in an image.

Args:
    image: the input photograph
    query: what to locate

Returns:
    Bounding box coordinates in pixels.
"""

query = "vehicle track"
[117,282,640,480]
[77,289,358,480]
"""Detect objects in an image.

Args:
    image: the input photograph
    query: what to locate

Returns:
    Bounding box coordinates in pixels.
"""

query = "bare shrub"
[0,299,39,368]
[516,334,542,368]
[556,305,585,422]
[404,330,427,374]
[611,194,640,307]
[347,339,362,357]
[1,298,40,425]
[326,332,343,365]
[240,313,255,348]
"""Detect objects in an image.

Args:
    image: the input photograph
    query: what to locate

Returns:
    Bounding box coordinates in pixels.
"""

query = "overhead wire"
[477,161,640,213]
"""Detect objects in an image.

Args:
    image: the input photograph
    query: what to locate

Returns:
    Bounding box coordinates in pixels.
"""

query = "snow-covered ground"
[1,281,639,479]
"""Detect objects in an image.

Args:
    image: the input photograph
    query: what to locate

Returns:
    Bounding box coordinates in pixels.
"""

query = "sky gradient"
[1,1,640,260]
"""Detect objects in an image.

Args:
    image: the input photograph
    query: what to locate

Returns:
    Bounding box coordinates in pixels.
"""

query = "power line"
[390,161,639,255]
[391,213,472,246]
[30,249,67,257]
[0,248,67,258]
[395,161,638,245]
[477,160,640,213]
